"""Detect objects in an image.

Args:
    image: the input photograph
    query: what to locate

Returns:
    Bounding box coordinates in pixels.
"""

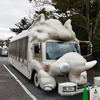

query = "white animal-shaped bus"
[8,14,97,91]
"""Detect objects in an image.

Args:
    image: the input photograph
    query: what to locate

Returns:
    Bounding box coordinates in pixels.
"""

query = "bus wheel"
[34,72,40,87]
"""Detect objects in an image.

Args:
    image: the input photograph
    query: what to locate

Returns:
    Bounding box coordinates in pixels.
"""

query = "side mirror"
[80,41,92,58]
[34,45,40,53]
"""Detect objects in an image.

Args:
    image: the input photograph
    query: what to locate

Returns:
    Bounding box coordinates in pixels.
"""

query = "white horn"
[86,60,97,70]
[60,62,70,73]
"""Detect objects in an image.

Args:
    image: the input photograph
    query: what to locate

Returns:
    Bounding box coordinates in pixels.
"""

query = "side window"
[34,43,42,59]
[22,36,28,63]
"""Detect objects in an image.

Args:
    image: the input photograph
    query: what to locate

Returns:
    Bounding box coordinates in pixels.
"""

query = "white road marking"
[3,64,37,100]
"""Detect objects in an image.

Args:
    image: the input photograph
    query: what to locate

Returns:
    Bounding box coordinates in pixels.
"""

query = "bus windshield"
[46,42,80,60]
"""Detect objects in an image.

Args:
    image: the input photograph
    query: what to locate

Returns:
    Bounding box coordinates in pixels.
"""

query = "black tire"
[34,72,40,87]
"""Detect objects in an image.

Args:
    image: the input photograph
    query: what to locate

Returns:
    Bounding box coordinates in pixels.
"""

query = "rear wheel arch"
[31,70,40,87]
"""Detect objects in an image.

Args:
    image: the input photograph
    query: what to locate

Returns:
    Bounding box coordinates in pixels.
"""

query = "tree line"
[0,39,10,47]
[10,0,100,58]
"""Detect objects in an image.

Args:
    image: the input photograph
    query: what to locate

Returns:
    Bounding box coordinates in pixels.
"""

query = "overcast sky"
[0,0,33,40]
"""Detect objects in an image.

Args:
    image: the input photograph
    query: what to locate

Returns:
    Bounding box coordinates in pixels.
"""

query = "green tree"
[10,17,32,34]
[10,0,55,34]
[34,8,56,20]
[93,20,100,58]
[0,39,10,47]
[0,40,4,47]
[4,39,10,47]
[28,0,100,40]
[31,0,57,20]
[52,0,100,41]
[51,0,100,58]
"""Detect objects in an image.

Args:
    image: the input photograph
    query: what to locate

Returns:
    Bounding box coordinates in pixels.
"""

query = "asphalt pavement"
[0,57,33,100]
[0,56,100,100]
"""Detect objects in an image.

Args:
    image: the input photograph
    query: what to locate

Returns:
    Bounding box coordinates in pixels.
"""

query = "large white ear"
[85,60,97,70]
[59,62,70,73]
[64,19,72,30]
[29,14,45,29]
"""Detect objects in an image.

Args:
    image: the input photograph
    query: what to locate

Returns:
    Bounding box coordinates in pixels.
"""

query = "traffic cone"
[82,85,88,100]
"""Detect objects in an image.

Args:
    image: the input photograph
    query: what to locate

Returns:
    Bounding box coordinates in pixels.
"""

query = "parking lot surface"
[0,57,99,100]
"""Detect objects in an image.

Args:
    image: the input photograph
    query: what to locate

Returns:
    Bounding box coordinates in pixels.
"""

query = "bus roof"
[10,30,29,42]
